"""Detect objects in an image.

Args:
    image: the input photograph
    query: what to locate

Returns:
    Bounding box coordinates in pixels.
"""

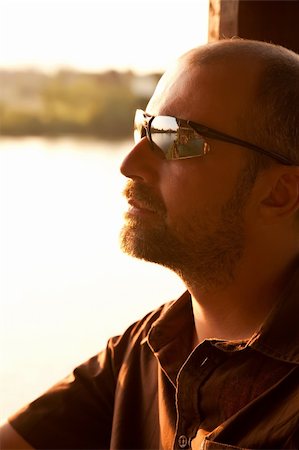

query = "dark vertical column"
[209,0,299,53]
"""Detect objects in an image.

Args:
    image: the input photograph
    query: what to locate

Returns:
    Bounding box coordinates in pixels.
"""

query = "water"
[0,137,184,421]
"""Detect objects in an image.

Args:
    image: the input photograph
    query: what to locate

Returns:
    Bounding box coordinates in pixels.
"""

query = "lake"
[0,137,184,421]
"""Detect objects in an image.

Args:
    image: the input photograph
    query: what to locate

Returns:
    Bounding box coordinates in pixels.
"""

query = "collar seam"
[249,341,299,364]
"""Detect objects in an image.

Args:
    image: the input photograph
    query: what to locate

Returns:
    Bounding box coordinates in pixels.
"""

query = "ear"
[260,171,299,220]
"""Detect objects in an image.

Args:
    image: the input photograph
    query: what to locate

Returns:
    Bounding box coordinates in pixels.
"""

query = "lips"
[123,181,167,217]
[127,198,156,213]
[126,199,159,220]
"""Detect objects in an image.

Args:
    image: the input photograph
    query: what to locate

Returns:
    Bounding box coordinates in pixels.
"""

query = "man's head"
[120,39,299,291]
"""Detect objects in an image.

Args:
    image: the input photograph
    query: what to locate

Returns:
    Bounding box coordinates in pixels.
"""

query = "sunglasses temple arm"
[189,123,294,166]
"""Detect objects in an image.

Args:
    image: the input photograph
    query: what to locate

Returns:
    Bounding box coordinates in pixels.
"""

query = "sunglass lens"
[150,116,178,158]
[134,109,147,144]
[151,116,208,160]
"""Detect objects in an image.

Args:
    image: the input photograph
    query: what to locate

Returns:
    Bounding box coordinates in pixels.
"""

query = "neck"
[188,255,295,345]
[190,286,275,344]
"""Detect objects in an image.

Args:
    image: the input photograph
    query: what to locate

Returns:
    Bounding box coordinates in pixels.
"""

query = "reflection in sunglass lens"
[134,110,210,160]
[150,116,178,157]
[151,116,208,160]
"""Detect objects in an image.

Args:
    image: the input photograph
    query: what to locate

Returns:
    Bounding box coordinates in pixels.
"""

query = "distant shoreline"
[0,68,161,138]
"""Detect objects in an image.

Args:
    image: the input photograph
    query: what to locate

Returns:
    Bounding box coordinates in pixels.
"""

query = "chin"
[119,225,162,263]
[119,221,187,273]
[119,217,246,291]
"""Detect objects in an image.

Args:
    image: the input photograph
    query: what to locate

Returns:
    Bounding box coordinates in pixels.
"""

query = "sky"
[0,0,209,74]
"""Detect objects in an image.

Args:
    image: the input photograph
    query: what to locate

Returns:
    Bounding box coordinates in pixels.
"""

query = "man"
[1,39,299,449]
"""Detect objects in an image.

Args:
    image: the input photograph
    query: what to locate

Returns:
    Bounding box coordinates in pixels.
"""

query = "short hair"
[186,39,299,169]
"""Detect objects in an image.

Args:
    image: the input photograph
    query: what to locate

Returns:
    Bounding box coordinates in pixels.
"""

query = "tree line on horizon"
[0,69,161,139]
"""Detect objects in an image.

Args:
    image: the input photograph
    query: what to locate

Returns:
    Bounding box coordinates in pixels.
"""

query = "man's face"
[120,55,258,290]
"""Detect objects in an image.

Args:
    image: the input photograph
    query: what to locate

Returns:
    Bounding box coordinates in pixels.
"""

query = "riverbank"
[0,69,161,137]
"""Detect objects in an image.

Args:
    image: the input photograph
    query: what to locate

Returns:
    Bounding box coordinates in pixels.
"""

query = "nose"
[120,137,162,183]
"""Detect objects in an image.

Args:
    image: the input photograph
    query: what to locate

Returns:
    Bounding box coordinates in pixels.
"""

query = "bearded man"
[1,39,299,449]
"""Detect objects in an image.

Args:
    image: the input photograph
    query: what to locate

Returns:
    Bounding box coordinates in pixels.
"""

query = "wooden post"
[209,0,299,53]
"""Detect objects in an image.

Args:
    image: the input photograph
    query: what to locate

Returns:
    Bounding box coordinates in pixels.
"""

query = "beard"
[120,167,254,291]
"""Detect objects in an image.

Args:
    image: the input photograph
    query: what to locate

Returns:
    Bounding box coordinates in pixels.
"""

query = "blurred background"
[2,0,299,425]
[0,0,209,421]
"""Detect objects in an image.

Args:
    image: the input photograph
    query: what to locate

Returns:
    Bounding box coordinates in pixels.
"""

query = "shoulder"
[0,422,34,449]
[69,299,177,384]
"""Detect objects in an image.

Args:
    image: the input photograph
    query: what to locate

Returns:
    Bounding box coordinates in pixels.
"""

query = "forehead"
[146,55,260,135]
[146,59,195,117]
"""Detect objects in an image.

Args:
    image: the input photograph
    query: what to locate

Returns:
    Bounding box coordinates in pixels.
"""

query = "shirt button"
[178,435,189,448]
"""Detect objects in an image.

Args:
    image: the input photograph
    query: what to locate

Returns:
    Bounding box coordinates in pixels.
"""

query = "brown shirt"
[9,271,299,449]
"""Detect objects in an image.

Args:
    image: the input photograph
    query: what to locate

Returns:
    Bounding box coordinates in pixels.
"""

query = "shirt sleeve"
[8,303,167,450]
[9,337,118,450]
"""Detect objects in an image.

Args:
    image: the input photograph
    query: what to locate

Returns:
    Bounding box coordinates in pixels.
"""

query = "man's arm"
[0,422,34,449]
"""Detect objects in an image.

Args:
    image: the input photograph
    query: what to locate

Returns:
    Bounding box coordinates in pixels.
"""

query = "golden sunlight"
[0,0,209,73]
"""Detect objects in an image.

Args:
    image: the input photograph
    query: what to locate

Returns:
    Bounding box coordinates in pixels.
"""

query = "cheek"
[158,161,239,233]
[159,169,214,227]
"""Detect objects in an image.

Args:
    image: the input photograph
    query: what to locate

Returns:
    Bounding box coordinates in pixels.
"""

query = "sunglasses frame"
[135,109,296,166]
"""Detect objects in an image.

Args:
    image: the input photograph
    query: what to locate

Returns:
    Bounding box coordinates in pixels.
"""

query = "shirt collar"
[148,261,299,372]
[248,260,299,364]
[147,291,195,386]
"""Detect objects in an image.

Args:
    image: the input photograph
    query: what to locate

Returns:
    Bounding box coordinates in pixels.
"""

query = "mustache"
[123,181,167,216]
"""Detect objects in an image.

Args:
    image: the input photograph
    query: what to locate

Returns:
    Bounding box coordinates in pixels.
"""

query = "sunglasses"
[134,109,295,165]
